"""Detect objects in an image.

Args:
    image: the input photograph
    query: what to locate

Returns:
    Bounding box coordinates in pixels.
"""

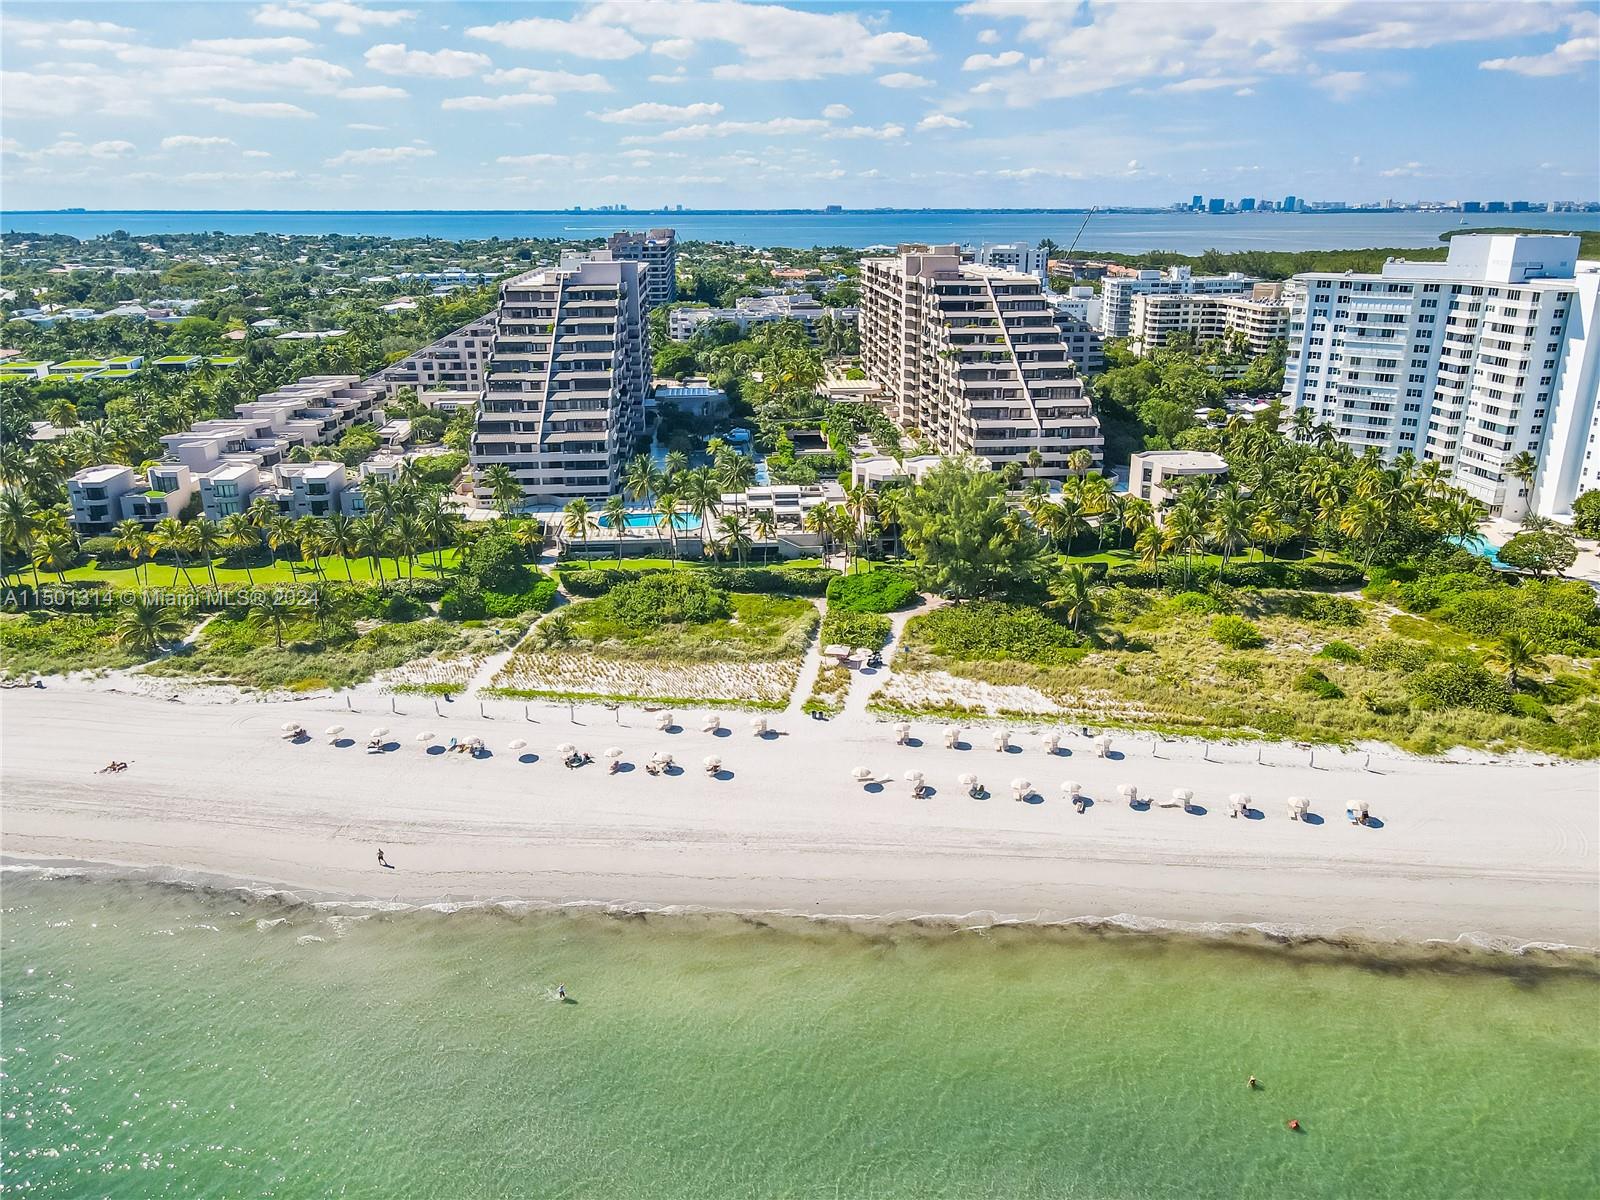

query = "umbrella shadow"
[1130,799,1151,811]
[1105,750,1126,761]
[710,769,734,781]
[917,784,938,798]
[380,741,400,753]
[999,744,1023,755]
[1050,746,1071,757]
[1244,807,1265,821]
[612,761,635,774]
[662,764,684,777]
[755,729,780,741]
[517,752,540,764]
[711,727,732,738]
[332,738,355,749]
[1300,811,1324,826]
[864,781,885,794]
[474,749,495,760]
[659,724,682,735]
[1076,797,1095,812]
[1022,792,1045,805]
[1185,804,1209,817]
[904,737,924,748]
[425,745,447,756]
[1360,816,1385,830]
[951,740,971,752]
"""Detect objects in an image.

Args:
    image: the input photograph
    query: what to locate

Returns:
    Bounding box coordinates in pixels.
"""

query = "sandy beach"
[2,686,1596,947]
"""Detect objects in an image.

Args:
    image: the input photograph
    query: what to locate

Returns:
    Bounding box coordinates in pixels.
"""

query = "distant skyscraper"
[1282,195,1298,213]
[1240,198,1256,212]
[1206,198,1225,214]
[1191,194,1204,210]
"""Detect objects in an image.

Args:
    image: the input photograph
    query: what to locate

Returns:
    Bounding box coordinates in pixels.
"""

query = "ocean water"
[3,873,1597,1199]
[3,209,1597,252]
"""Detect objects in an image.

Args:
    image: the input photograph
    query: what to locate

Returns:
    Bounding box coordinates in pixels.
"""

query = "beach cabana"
[605,745,624,773]
[958,772,981,797]
[1117,783,1138,806]
[701,714,720,733]
[894,722,911,745]
[903,769,924,795]
[1041,731,1061,755]
[280,721,305,740]
[748,716,768,736]
[1229,792,1250,819]
[992,730,1010,752]
[944,727,962,749]
[368,727,389,753]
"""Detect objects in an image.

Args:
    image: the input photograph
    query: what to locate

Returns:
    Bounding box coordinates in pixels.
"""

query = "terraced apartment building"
[859,244,1103,480]
[469,251,649,509]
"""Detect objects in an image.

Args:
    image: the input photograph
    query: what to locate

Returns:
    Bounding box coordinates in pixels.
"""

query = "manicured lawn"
[14,550,462,591]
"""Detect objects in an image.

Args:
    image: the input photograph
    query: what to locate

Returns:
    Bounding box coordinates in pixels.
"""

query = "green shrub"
[1294,666,1346,700]
[1367,638,1434,672]
[1317,640,1363,663]
[827,568,918,612]
[821,609,891,649]
[1511,693,1552,721]
[560,567,657,596]
[1275,593,1364,626]
[603,573,730,626]
[439,581,485,621]
[1106,561,1365,591]
[80,535,123,560]
[1210,615,1265,649]
[1167,591,1221,615]
[460,530,532,593]
[1407,659,1513,713]
[407,451,466,486]
[714,565,837,595]
[1218,656,1261,681]
[482,578,558,618]
[909,601,1081,665]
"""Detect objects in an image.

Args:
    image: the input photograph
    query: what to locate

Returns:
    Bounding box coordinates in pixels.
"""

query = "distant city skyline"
[3,0,1597,210]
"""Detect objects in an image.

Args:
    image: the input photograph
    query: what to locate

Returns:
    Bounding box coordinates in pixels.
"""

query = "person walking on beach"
[377,849,393,869]
[556,984,567,1001]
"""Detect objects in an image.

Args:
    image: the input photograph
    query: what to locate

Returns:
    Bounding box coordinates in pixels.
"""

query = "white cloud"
[643,116,832,142]
[161,134,237,150]
[916,113,970,131]
[1480,32,1598,77]
[256,2,416,36]
[441,93,556,111]
[202,98,317,118]
[466,15,645,59]
[649,70,690,84]
[325,144,436,165]
[1163,75,1261,93]
[957,0,1582,104]
[2,17,134,40]
[364,43,489,78]
[822,103,852,119]
[827,123,906,140]
[878,71,933,88]
[482,68,614,93]
[977,28,1001,45]
[586,0,932,81]
[243,149,273,158]
[962,50,1023,70]
[346,121,387,130]
[496,153,571,166]
[596,100,724,123]
[339,84,409,100]
[1379,161,1426,177]
[10,138,137,161]
[652,38,695,59]
[188,36,316,54]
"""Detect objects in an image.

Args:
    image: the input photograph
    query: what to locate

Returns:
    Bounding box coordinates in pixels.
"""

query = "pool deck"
[1478,519,1600,585]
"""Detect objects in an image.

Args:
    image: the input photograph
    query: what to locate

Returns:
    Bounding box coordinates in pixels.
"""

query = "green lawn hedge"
[826,567,919,613]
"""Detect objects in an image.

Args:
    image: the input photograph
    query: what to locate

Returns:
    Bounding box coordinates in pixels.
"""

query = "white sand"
[2,687,1596,947]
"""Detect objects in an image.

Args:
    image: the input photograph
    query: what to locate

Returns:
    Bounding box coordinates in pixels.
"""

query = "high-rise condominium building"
[605,228,677,309]
[1128,285,1289,357]
[975,243,1049,285]
[1099,267,1257,338]
[470,251,649,509]
[859,244,1103,480]
[1281,234,1600,521]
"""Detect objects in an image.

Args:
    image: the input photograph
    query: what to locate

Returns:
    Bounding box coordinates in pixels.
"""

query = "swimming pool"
[1448,533,1506,567]
[597,512,703,531]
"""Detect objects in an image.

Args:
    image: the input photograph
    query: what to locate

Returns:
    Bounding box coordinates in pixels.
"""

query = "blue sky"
[3,1,1597,210]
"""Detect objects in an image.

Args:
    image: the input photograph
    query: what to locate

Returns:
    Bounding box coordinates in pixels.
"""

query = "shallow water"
[3,873,1597,1198]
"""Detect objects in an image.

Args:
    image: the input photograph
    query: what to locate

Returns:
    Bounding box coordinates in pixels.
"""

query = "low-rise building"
[67,463,198,533]
[666,294,857,342]
[1100,267,1258,337]
[1128,450,1229,509]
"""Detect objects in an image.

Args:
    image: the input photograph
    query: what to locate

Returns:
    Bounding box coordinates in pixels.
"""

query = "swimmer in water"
[1287,1119,1301,1132]
[1248,1075,1259,1090]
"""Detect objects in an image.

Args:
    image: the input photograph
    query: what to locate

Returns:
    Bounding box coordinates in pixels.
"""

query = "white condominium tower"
[859,244,1103,480]
[1099,266,1256,338]
[605,228,677,309]
[470,251,649,508]
[1282,234,1600,521]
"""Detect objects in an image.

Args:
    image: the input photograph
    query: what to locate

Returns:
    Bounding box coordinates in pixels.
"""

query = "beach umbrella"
[415,731,434,750]
[1041,731,1061,754]
[1010,778,1031,801]
[894,721,911,744]
[1229,792,1250,816]
[1117,783,1138,805]
[703,754,721,770]
[1287,795,1309,820]
[324,724,344,741]
[370,726,389,739]
[1061,780,1081,797]
[1171,787,1194,810]
[281,721,299,732]
[944,727,962,749]
[748,716,767,735]
[508,738,528,751]
[903,769,924,783]
[557,742,577,756]
[958,772,979,787]
[655,710,674,730]
[851,766,873,781]
[701,714,720,732]
[1094,734,1112,757]
[604,746,624,759]
[992,729,1010,751]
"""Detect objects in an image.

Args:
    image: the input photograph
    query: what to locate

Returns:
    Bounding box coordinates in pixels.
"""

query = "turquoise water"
[4,873,1598,1198]
[598,511,702,531]
[4,210,1597,251]
[1449,533,1506,567]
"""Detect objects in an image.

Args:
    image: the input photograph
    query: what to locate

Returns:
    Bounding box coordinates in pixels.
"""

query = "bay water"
[3,871,1596,1198]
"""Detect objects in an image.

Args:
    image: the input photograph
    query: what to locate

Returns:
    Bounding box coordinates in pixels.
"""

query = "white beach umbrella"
[1117,783,1138,804]
[1041,731,1061,753]
[1229,792,1250,815]
[1287,795,1310,820]
[1011,778,1031,800]
[1172,787,1195,810]
[655,710,674,730]
[701,714,720,732]
[958,772,979,787]
[894,721,911,744]
[557,742,577,756]
[1094,734,1112,757]
[748,716,767,734]
[1061,780,1081,797]
[903,769,924,783]
[324,724,344,740]
[508,738,528,751]
[992,730,1010,751]
[415,731,434,749]
[604,746,624,759]
[703,754,721,770]
[851,765,873,781]
[281,721,299,732]
[370,727,389,739]
[944,727,962,748]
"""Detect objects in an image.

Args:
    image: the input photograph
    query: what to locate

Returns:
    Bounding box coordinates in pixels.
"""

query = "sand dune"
[2,688,1595,946]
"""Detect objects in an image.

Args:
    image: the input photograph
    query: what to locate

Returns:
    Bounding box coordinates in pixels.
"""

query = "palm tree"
[841,483,876,571]
[602,495,629,567]
[750,508,777,562]
[1248,500,1283,562]
[562,498,593,567]
[1048,564,1095,633]
[0,488,44,590]
[803,502,834,560]
[663,449,689,484]
[1134,522,1169,570]
[682,468,723,559]
[116,596,187,655]
[246,495,278,533]
[1207,486,1250,580]
[1487,633,1544,690]
[624,454,662,510]
[717,452,757,494]
[114,519,151,587]
[715,512,753,565]
[1165,503,1206,587]
[391,513,424,578]
[352,516,389,582]
[656,489,682,568]
[32,528,78,584]
[1338,496,1384,567]
[189,515,224,589]
[266,515,302,581]
[217,513,259,584]
[248,590,299,650]
[151,517,195,589]
[416,495,458,574]
[1506,450,1539,509]
[479,463,520,517]
[322,511,359,582]
[1120,497,1155,552]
